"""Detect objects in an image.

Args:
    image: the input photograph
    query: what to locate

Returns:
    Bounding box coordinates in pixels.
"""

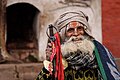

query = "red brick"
[102,0,120,58]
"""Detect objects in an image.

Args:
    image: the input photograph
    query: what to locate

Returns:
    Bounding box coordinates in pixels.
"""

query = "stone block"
[16,63,43,80]
[0,64,18,80]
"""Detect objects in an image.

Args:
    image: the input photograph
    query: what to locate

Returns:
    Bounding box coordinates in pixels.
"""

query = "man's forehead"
[67,21,82,28]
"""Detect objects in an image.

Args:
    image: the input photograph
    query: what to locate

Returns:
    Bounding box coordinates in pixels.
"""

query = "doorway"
[6,3,40,62]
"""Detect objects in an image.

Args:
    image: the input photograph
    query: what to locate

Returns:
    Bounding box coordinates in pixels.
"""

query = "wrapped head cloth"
[54,11,93,42]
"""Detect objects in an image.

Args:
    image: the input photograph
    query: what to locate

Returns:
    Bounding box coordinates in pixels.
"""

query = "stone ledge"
[0,59,119,80]
[0,63,43,80]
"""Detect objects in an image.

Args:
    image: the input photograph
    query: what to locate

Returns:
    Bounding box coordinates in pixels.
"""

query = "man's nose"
[73,28,79,36]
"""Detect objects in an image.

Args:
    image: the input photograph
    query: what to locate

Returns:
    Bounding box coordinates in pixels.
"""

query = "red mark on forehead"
[69,21,80,28]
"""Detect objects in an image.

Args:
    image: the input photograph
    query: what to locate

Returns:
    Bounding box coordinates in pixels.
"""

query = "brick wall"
[102,0,120,58]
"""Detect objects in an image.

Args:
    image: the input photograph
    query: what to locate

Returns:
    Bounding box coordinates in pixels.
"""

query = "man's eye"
[77,26,83,31]
[67,28,74,33]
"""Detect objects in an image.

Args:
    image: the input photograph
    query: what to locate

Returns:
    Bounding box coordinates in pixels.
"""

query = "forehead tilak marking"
[69,21,80,28]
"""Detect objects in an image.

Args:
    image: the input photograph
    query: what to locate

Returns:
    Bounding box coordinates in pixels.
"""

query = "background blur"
[0,0,120,80]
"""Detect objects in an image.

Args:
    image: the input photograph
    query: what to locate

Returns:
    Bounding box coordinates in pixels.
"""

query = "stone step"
[0,63,43,80]
[0,59,120,80]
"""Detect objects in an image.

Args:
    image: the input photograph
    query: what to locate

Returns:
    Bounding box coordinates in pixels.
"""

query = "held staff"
[47,24,64,80]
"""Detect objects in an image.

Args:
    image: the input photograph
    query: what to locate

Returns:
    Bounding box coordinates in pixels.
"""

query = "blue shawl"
[93,40,120,80]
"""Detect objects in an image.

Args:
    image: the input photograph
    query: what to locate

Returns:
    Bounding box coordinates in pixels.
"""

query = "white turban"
[54,11,94,42]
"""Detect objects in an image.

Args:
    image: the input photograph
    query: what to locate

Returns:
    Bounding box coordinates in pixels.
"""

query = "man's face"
[61,21,94,61]
[65,21,85,43]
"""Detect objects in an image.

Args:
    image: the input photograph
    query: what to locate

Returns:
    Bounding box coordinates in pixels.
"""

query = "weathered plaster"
[6,0,101,60]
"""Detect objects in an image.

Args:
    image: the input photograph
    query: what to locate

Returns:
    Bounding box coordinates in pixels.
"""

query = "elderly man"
[36,11,120,80]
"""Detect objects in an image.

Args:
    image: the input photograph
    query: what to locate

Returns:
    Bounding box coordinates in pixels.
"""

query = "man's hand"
[43,60,53,71]
[43,58,68,72]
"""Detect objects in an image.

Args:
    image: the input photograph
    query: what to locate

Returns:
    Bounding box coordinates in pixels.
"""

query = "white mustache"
[66,36,85,43]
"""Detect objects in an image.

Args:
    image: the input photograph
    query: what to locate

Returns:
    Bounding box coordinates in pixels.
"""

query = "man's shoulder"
[92,40,104,48]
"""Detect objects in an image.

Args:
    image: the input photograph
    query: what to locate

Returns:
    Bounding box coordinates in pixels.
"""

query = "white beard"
[61,36,95,60]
